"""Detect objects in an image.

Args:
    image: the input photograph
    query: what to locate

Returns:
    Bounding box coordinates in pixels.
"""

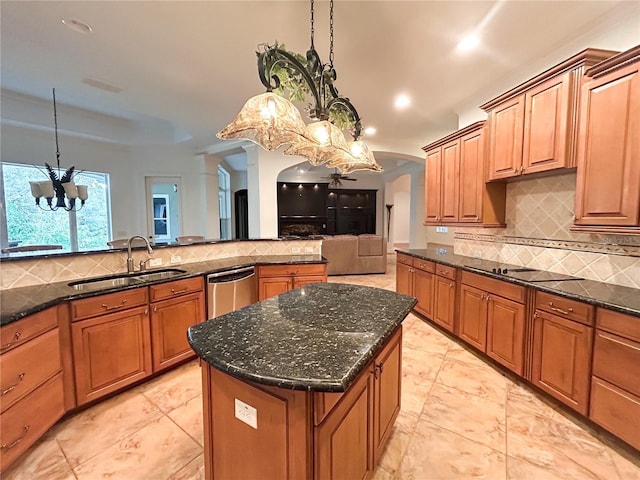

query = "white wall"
[391,175,411,244]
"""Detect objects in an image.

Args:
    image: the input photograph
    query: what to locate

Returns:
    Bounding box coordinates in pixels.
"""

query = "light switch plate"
[149,258,162,267]
[436,226,449,233]
[234,398,257,429]
[291,247,302,254]
[170,255,181,264]
[304,246,314,253]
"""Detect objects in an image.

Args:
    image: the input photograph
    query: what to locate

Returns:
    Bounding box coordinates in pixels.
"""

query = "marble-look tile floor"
[5,256,640,479]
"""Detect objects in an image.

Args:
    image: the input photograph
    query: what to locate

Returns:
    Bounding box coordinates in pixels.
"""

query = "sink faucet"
[126,235,153,273]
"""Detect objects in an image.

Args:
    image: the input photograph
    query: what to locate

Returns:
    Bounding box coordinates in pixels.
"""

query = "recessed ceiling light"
[364,127,377,136]
[394,94,411,110]
[61,18,93,34]
[457,34,479,51]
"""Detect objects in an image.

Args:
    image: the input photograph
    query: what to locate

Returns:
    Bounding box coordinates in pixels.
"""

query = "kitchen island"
[188,282,416,480]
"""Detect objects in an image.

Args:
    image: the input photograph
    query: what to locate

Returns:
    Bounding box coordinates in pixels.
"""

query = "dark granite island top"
[188,282,417,392]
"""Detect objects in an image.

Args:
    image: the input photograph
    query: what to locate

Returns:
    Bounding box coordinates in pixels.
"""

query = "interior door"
[145,177,183,243]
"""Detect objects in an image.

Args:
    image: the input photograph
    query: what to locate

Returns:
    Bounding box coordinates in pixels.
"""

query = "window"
[1,162,112,252]
[218,166,231,240]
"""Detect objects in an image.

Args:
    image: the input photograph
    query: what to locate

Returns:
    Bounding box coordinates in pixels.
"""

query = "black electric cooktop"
[466,265,583,283]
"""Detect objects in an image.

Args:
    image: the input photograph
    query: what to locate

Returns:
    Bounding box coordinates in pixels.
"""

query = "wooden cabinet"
[432,265,457,333]
[481,48,616,181]
[257,263,327,300]
[531,292,594,415]
[0,308,64,472]
[590,308,640,449]
[458,271,526,374]
[72,303,152,405]
[150,288,205,372]
[395,254,434,318]
[574,46,640,232]
[423,122,506,226]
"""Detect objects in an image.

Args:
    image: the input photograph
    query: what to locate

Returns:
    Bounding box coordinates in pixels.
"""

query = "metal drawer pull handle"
[1,373,25,396]
[102,299,127,310]
[0,332,22,352]
[548,302,572,315]
[1,425,29,451]
[171,288,188,295]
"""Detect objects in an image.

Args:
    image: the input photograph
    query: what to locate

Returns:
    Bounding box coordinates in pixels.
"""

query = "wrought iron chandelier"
[218,0,381,174]
[28,88,88,211]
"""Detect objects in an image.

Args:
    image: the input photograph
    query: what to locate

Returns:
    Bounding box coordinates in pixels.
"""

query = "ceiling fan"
[323,169,357,188]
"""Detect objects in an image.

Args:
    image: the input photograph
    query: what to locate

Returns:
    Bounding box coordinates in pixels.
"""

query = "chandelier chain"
[310,0,315,49]
[52,88,61,170]
[329,0,334,66]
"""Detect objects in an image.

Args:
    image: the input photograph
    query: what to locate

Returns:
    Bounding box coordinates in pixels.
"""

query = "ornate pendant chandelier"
[28,88,88,211]
[218,0,381,174]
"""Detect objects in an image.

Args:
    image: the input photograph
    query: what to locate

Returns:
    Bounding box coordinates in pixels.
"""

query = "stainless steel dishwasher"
[207,266,257,319]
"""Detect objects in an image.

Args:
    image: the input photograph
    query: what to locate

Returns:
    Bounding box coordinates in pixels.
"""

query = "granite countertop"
[397,247,640,317]
[187,283,417,392]
[0,254,327,326]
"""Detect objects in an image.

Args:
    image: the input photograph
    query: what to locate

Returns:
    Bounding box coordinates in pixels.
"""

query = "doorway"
[145,177,182,243]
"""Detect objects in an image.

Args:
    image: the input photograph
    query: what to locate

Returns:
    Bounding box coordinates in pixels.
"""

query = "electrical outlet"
[149,258,163,267]
[234,398,257,429]
[436,226,449,233]
[473,250,482,258]
[304,246,314,253]
[291,246,302,254]
[170,255,181,264]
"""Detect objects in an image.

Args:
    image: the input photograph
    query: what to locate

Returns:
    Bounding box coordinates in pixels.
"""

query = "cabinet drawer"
[434,264,456,280]
[149,276,203,302]
[593,330,640,397]
[396,253,414,267]
[461,271,525,304]
[590,377,640,451]
[596,308,640,343]
[535,291,593,326]
[0,329,60,413]
[0,373,65,472]
[71,287,148,321]
[414,259,435,273]
[0,307,57,354]
[258,263,327,278]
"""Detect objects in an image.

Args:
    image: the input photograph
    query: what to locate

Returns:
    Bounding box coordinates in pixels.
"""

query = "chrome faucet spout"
[126,235,153,273]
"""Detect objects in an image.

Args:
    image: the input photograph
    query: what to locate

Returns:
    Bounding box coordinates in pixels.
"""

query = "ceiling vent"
[82,77,122,93]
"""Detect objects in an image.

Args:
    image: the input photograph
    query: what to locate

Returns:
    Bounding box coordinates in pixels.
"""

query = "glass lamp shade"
[38,181,55,198]
[29,181,42,198]
[62,181,79,199]
[217,92,308,151]
[327,140,382,174]
[76,185,89,201]
[283,121,349,166]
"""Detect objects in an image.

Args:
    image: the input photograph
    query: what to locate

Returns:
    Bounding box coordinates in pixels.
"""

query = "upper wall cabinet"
[423,122,506,226]
[573,45,640,233]
[481,48,617,181]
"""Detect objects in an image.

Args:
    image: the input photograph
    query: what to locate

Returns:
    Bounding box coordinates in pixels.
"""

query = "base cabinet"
[395,254,434,318]
[432,267,457,333]
[258,263,328,301]
[486,295,525,375]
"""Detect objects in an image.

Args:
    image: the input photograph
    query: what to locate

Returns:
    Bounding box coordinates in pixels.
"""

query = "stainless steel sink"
[69,268,186,291]
[131,268,186,282]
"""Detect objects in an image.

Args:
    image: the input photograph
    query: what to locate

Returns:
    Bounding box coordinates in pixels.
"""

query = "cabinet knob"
[520,166,525,173]
[0,331,22,352]
[1,372,25,396]
[449,282,454,288]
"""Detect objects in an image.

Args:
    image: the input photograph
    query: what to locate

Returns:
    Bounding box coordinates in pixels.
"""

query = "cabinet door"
[424,148,442,222]
[150,291,205,372]
[458,128,485,222]
[258,278,292,301]
[315,369,374,480]
[433,275,456,332]
[413,268,434,318]
[458,284,487,352]
[440,140,460,222]
[396,263,413,297]
[488,95,525,180]
[373,328,402,464]
[522,73,571,174]
[293,275,327,289]
[486,295,525,375]
[532,310,593,414]
[72,306,152,405]
[575,62,640,226]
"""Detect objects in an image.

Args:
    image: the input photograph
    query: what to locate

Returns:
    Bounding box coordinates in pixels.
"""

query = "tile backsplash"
[0,240,322,290]
[455,173,640,289]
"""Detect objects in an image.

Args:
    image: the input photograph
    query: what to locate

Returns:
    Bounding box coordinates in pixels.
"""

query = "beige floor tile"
[507,407,621,480]
[420,382,506,452]
[435,356,508,405]
[507,454,602,480]
[610,449,640,480]
[167,394,205,447]
[2,431,75,480]
[444,341,489,368]
[169,453,205,480]
[73,416,202,480]
[397,421,506,480]
[403,346,445,382]
[372,465,395,480]
[378,411,420,475]
[506,380,560,418]
[56,388,163,468]
[140,360,202,413]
